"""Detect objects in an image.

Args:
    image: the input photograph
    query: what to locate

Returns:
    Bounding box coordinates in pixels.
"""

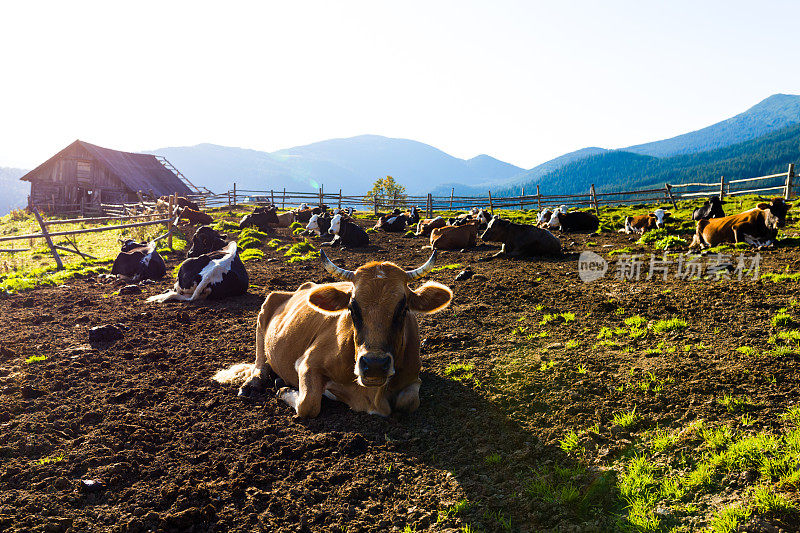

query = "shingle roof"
[21,140,192,197]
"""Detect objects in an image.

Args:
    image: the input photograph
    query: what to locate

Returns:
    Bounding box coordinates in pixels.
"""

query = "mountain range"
[3,93,800,216]
[147,136,524,195]
[0,167,29,216]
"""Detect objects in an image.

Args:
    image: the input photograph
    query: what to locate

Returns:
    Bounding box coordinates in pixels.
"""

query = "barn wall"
[25,143,137,212]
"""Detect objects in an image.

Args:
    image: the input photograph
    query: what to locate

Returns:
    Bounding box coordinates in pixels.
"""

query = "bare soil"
[1,215,799,532]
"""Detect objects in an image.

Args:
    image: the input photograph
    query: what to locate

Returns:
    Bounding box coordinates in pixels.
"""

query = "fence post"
[282,188,286,210]
[167,195,174,250]
[319,186,323,208]
[664,183,677,209]
[785,164,795,200]
[488,190,494,215]
[719,176,725,200]
[427,193,432,218]
[233,183,237,205]
[271,189,275,205]
[590,184,600,217]
[536,185,541,211]
[227,190,231,208]
[521,187,525,210]
[374,194,379,216]
[32,207,64,271]
[338,189,342,209]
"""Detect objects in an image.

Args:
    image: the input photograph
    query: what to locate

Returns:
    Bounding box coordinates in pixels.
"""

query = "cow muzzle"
[356,353,395,387]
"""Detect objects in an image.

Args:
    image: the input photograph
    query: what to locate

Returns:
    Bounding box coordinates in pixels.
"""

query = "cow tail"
[212,363,255,386]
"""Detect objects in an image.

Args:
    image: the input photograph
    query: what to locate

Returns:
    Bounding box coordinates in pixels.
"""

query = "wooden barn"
[20,140,195,214]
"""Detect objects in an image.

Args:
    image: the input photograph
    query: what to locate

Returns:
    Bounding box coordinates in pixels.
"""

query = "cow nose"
[359,355,392,377]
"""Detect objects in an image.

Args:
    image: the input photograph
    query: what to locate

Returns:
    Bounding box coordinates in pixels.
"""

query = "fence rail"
[1,194,186,269]
[213,164,794,218]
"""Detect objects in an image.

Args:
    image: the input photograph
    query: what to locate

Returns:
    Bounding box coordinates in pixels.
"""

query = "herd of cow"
[106,194,791,418]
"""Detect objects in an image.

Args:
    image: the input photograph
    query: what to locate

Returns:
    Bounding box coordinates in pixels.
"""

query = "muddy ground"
[1,214,799,532]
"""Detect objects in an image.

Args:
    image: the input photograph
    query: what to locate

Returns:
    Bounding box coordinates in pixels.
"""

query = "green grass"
[445,363,474,381]
[212,220,241,234]
[36,453,65,465]
[653,235,687,250]
[559,431,581,453]
[652,317,688,334]
[432,263,463,272]
[484,452,502,465]
[624,315,648,329]
[25,354,47,364]
[239,249,265,262]
[717,393,757,413]
[637,228,669,245]
[772,312,797,328]
[613,407,638,429]
[607,247,633,257]
[737,346,757,357]
[1,261,111,294]
[762,272,800,282]
[438,499,471,522]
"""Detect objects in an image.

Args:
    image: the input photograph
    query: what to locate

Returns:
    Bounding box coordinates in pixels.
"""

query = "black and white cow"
[110,240,166,282]
[406,206,421,225]
[323,214,369,248]
[692,196,726,221]
[548,210,599,232]
[188,226,228,257]
[306,213,334,242]
[373,209,408,232]
[148,229,248,303]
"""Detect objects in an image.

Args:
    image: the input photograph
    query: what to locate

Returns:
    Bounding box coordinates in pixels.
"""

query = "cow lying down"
[480,217,561,258]
[690,197,791,249]
[214,250,453,417]
[147,241,249,303]
[111,240,166,282]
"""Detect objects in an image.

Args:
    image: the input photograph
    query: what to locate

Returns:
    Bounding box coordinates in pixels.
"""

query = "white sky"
[1,0,799,169]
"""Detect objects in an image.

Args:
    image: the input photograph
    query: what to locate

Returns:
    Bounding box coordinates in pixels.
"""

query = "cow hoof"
[238,376,265,398]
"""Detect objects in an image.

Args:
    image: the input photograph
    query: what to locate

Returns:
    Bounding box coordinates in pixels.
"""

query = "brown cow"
[276,211,296,227]
[159,196,200,211]
[690,198,792,249]
[430,221,479,250]
[214,251,453,417]
[416,216,448,236]
[621,208,672,234]
[178,207,213,225]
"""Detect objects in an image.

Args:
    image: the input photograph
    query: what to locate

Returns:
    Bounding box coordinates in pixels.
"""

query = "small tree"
[365,176,407,212]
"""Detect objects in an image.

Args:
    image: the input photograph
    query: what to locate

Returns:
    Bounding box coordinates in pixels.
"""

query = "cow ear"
[757,203,770,210]
[786,203,793,211]
[664,212,672,218]
[648,213,656,218]
[308,285,351,314]
[408,281,453,314]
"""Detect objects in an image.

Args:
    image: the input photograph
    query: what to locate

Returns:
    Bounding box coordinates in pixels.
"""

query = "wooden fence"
[0,194,185,269]
[214,164,795,218]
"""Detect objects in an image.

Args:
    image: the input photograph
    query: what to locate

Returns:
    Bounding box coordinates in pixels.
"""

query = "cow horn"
[320,250,355,281]
[405,251,437,281]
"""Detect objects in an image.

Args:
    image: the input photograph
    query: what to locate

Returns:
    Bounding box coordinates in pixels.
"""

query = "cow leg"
[491,243,508,258]
[239,291,295,397]
[393,378,421,414]
[277,350,324,417]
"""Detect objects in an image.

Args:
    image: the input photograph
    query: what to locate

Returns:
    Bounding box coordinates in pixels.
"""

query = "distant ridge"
[148,135,524,195]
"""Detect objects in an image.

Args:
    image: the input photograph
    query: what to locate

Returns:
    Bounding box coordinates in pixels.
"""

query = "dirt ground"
[1,213,799,532]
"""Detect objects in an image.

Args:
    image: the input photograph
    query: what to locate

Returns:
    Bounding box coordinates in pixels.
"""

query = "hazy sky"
[2,0,799,169]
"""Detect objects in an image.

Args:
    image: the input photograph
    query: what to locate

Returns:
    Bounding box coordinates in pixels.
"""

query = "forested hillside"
[498,123,800,196]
